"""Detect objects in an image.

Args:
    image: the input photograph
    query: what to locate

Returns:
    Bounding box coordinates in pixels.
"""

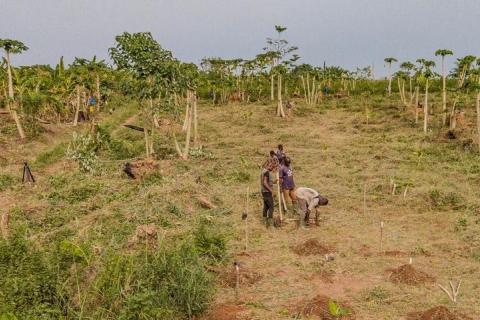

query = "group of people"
[260,144,328,228]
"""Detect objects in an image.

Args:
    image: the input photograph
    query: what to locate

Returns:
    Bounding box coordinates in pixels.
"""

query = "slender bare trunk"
[415,86,419,124]
[183,91,193,158]
[96,74,101,110]
[270,74,274,101]
[476,91,480,151]
[73,86,80,126]
[424,79,429,134]
[193,92,198,148]
[441,57,447,126]
[5,51,26,139]
[277,75,285,117]
[301,75,307,104]
[387,63,392,96]
[182,98,190,131]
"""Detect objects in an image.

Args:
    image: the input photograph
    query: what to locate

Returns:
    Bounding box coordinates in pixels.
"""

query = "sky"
[1,0,480,77]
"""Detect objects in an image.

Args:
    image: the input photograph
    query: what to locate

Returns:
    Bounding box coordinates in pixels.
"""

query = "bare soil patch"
[407,306,473,320]
[388,264,435,285]
[296,294,354,319]
[201,303,250,320]
[219,266,262,288]
[292,238,335,256]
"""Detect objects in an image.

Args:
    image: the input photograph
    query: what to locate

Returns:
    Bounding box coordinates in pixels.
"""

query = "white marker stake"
[380,221,384,253]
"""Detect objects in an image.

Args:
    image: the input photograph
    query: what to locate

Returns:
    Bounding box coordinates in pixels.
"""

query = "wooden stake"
[276,170,283,222]
[363,183,367,215]
[403,186,408,199]
[380,221,384,253]
[234,261,240,301]
[243,187,249,251]
[1,212,9,239]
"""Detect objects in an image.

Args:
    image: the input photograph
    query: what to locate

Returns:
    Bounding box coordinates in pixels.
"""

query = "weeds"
[0,174,14,192]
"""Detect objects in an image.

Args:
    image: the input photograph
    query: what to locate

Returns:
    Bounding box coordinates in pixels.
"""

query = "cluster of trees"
[386,51,480,145]
[2,31,480,150]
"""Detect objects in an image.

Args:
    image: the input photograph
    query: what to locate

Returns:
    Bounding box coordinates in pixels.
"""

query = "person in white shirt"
[294,187,328,227]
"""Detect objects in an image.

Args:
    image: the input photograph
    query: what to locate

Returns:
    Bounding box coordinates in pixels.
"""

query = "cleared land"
[1,97,480,319]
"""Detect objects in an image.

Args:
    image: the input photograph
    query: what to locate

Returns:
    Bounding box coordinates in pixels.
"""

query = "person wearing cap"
[294,187,328,228]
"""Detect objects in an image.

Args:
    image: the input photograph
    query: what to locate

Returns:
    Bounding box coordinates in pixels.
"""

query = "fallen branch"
[196,196,217,209]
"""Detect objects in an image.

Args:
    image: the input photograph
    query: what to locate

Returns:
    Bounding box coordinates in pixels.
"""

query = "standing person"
[279,157,296,213]
[294,187,328,228]
[260,161,276,228]
[275,144,286,165]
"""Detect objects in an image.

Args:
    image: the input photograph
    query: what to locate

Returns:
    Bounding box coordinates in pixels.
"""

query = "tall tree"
[417,59,436,133]
[0,39,28,139]
[264,25,298,116]
[435,49,453,126]
[384,57,397,96]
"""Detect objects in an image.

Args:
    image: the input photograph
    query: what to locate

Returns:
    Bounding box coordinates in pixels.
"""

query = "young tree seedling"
[438,280,462,303]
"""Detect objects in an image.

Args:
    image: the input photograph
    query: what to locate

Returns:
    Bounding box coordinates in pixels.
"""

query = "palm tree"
[435,49,453,126]
[417,59,436,133]
[0,39,28,139]
[400,61,415,107]
[384,57,397,96]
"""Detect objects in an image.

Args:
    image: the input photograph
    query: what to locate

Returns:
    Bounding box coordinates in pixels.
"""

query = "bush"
[0,232,64,319]
[193,219,227,264]
[94,243,214,319]
[428,189,465,210]
[66,132,103,174]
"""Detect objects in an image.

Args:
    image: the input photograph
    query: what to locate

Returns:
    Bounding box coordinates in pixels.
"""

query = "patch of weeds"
[189,148,215,160]
[141,172,164,187]
[455,218,468,232]
[364,286,390,304]
[167,202,184,217]
[47,182,103,205]
[34,143,66,168]
[428,189,465,210]
[0,173,14,191]
[193,218,227,264]
[0,231,65,319]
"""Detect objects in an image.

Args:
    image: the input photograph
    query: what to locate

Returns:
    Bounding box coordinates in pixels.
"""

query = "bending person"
[294,187,328,228]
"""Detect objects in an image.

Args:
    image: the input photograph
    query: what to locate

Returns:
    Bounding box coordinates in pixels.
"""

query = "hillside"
[1,96,480,319]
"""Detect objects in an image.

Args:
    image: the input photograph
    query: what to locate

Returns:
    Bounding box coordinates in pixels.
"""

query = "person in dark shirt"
[275,144,286,165]
[260,161,276,228]
[279,157,296,212]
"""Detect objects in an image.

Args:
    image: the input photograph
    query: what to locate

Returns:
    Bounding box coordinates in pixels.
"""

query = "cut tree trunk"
[96,74,101,109]
[442,57,447,126]
[5,51,26,139]
[415,87,419,124]
[270,74,274,101]
[73,86,80,126]
[193,93,198,148]
[276,75,285,117]
[424,80,429,134]
[387,64,392,97]
[476,91,480,151]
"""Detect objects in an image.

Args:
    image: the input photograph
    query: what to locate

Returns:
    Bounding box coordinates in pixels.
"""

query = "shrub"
[193,219,227,264]
[0,232,63,319]
[66,132,103,174]
[428,189,465,210]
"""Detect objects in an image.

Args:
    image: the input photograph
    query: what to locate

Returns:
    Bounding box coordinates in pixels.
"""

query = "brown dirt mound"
[292,239,334,256]
[297,294,354,319]
[219,267,262,288]
[407,306,473,320]
[389,264,435,285]
[126,158,160,179]
[201,303,250,320]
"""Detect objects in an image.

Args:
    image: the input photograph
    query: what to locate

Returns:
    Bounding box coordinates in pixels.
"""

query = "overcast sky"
[1,0,479,76]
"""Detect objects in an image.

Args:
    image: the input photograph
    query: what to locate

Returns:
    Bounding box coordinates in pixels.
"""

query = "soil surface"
[388,264,435,285]
[407,306,473,320]
[292,238,334,256]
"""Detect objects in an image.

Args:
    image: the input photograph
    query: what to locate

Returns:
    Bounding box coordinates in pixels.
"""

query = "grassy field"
[1,96,480,319]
